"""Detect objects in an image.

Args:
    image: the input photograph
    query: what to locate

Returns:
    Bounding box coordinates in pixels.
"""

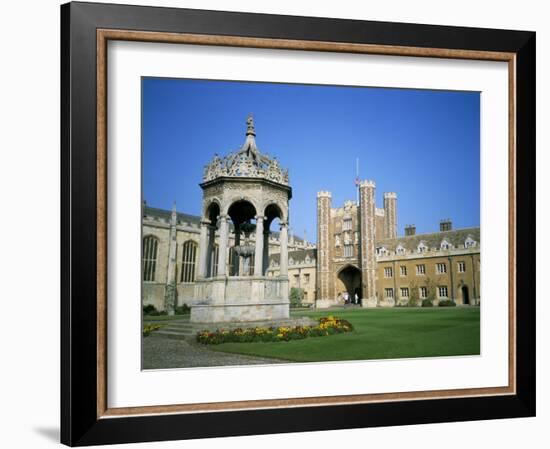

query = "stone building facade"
[267,249,317,303]
[315,183,480,308]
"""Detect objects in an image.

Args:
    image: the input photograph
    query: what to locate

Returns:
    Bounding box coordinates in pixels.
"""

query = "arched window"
[142,235,159,282]
[210,244,219,277]
[180,240,198,283]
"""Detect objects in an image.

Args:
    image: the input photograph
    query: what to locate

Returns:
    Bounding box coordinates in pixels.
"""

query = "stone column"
[164,202,178,315]
[217,214,229,276]
[279,221,289,277]
[197,219,210,278]
[206,225,216,277]
[232,224,241,276]
[254,215,265,276]
[262,230,270,275]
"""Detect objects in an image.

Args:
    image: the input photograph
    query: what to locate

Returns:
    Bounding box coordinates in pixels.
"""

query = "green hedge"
[438,299,457,307]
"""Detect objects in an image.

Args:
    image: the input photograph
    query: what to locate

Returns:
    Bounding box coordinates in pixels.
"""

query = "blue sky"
[142,78,480,243]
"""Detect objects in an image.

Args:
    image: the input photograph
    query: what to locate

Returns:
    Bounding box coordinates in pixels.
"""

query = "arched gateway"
[191,116,292,323]
[337,265,362,305]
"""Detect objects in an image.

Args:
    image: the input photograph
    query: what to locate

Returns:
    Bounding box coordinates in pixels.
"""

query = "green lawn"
[209,307,480,362]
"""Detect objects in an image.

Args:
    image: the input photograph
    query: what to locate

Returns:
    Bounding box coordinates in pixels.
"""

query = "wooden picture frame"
[61,1,535,446]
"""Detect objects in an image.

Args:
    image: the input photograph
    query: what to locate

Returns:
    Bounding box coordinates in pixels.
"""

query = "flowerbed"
[196,316,353,345]
[143,324,163,337]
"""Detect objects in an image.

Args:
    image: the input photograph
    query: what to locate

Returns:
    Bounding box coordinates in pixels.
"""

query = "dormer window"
[377,246,388,256]
[417,242,428,253]
[396,244,406,255]
[440,239,451,250]
[465,237,477,248]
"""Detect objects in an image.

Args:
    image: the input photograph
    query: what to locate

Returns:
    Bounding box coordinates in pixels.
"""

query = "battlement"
[359,179,376,188]
[384,192,397,199]
[317,191,332,198]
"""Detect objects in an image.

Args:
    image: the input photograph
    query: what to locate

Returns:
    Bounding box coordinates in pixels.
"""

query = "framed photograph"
[61,1,535,446]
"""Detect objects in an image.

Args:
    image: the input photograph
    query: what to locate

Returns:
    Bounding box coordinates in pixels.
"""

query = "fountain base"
[191,276,290,323]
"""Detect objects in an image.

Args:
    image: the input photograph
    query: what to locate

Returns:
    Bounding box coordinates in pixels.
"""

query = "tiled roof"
[143,205,201,226]
[269,248,317,264]
[376,227,480,251]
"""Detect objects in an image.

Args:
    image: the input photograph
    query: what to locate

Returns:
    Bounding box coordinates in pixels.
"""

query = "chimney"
[440,219,452,232]
[405,224,416,236]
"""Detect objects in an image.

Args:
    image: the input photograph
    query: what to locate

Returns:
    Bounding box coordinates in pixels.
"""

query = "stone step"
[162,323,194,330]
[152,330,194,340]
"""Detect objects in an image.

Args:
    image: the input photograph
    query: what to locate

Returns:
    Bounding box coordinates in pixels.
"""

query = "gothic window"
[180,240,198,283]
[304,273,310,284]
[343,218,352,231]
[343,244,354,258]
[400,287,409,298]
[438,286,449,298]
[384,288,394,298]
[420,287,428,298]
[416,264,426,275]
[436,263,447,274]
[400,265,407,276]
[142,235,159,282]
[384,267,393,278]
[458,261,466,273]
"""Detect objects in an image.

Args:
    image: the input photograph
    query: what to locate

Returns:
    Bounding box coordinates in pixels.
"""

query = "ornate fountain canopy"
[202,115,289,186]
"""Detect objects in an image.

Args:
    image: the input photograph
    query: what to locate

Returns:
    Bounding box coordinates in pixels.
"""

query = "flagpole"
[356,157,359,205]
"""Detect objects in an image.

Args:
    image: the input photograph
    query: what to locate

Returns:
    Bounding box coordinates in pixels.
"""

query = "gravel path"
[142,336,283,369]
